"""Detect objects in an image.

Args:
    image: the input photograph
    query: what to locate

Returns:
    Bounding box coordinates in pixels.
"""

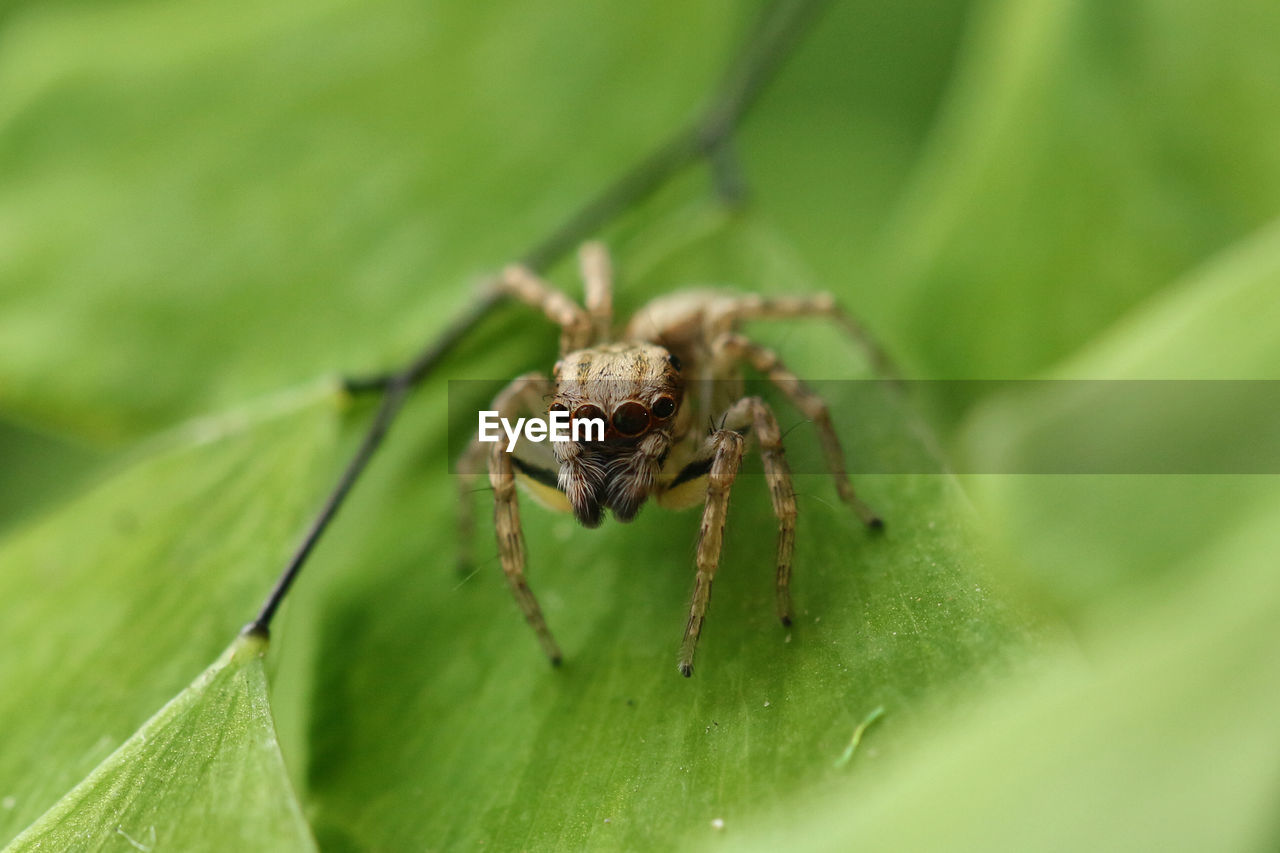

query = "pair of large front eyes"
[550,396,677,437]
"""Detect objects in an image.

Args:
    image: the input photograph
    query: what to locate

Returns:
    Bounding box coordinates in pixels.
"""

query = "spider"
[457,242,882,676]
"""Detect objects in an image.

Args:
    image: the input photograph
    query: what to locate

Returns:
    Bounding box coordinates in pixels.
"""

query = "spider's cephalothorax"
[549,342,685,527]
[457,242,882,676]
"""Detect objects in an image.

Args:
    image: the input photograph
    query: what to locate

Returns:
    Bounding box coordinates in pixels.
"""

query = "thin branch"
[244,0,831,640]
[246,379,410,635]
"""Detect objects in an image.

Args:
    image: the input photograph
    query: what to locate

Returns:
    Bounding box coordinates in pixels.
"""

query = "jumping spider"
[458,242,882,676]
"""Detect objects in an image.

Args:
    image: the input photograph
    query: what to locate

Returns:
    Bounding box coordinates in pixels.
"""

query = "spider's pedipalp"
[554,440,607,528]
[603,430,670,521]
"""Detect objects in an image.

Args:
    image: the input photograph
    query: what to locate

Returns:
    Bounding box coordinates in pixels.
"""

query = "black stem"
[243,0,830,640]
[246,379,410,636]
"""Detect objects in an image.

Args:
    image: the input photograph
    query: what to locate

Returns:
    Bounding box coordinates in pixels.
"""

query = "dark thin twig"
[243,0,831,640]
[245,379,410,636]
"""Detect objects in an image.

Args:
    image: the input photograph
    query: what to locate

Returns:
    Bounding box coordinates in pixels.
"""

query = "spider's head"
[549,343,683,526]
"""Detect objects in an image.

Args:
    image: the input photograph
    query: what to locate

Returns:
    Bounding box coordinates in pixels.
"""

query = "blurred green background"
[2,0,1278,849]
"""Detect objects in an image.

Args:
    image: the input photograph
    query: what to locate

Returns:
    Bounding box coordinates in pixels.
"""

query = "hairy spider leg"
[578,240,613,342]
[454,371,563,665]
[677,428,744,677]
[715,332,882,528]
[709,292,901,384]
[499,265,594,356]
[719,395,799,627]
[456,372,553,575]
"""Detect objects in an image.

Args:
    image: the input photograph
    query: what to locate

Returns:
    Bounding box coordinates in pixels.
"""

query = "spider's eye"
[667,354,682,372]
[573,404,606,426]
[549,402,569,415]
[651,395,676,419]
[611,401,650,436]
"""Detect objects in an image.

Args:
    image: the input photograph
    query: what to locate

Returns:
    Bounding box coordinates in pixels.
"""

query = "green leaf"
[0,384,341,844]
[0,418,101,533]
[723,187,1280,853]
[869,0,1280,407]
[729,488,1280,852]
[4,0,1280,849]
[5,636,316,853]
[960,217,1280,610]
[789,209,1280,853]
[0,213,1042,849]
[0,0,744,441]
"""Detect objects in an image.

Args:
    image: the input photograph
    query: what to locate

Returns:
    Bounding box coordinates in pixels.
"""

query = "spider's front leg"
[456,371,562,665]
[679,428,745,677]
[455,372,551,575]
[490,436,563,666]
[673,395,797,679]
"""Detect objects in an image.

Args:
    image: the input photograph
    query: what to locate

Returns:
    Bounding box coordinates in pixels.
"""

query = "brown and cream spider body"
[458,242,881,676]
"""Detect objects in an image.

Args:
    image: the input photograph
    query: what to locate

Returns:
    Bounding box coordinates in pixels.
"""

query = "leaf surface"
[6,637,316,853]
[0,386,340,845]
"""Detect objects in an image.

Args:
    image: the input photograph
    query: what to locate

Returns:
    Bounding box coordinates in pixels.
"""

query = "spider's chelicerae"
[458,242,882,676]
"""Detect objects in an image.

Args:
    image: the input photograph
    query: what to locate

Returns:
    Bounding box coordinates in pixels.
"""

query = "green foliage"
[2,0,1278,850]
[7,636,316,852]
[0,387,341,844]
